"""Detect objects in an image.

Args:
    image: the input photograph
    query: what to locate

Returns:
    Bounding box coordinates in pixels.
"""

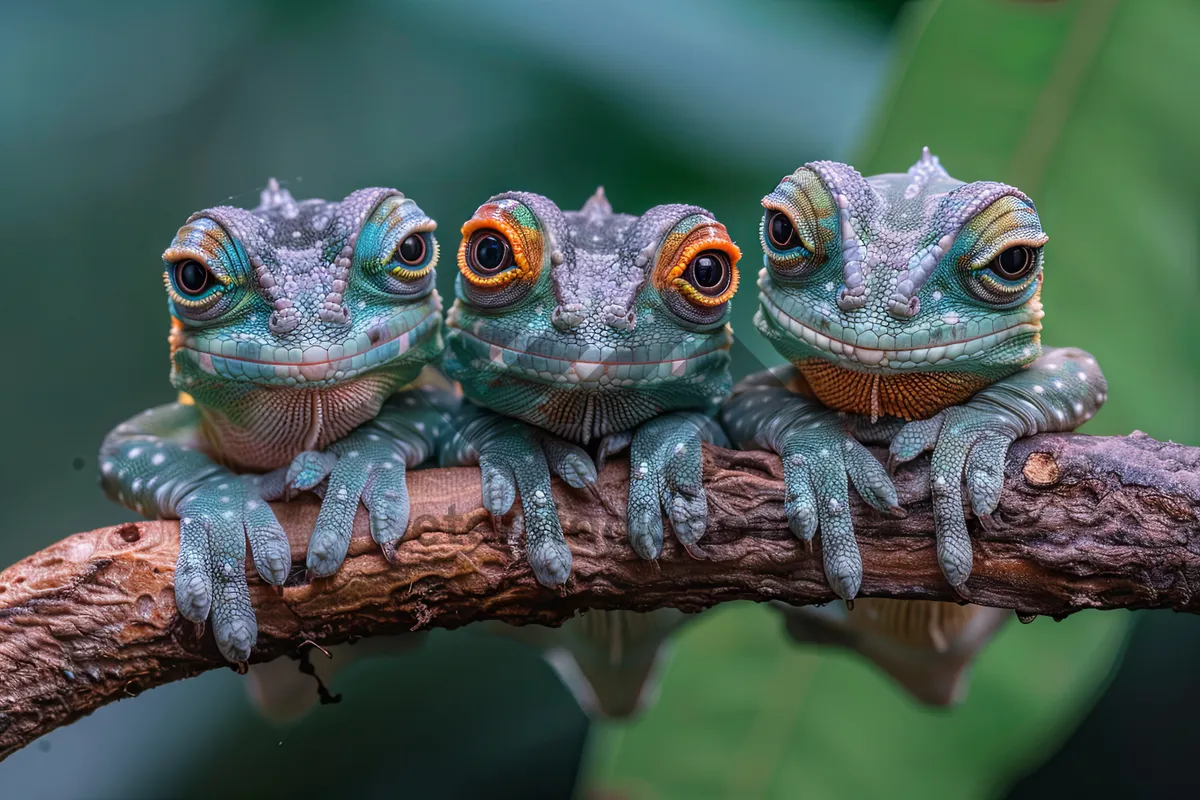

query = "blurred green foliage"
[0,0,1194,797]
[587,0,1198,796]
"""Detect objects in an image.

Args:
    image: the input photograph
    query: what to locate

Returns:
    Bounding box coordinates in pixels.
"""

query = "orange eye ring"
[658,224,741,308]
[456,203,543,290]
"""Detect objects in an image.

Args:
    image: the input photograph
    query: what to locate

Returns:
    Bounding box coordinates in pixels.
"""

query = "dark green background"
[0,1,1195,797]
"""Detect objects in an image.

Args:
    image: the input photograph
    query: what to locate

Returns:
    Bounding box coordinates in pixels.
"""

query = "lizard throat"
[789,359,992,421]
[197,370,407,471]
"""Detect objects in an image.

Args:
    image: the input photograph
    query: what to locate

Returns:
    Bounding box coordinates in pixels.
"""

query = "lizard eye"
[467,231,514,276]
[174,259,213,296]
[990,245,1035,281]
[684,251,732,297]
[455,198,543,306]
[766,211,798,250]
[396,234,427,266]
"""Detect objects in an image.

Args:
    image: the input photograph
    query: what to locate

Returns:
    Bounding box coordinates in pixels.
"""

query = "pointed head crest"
[580,186,613,218]
[256,177,298,214]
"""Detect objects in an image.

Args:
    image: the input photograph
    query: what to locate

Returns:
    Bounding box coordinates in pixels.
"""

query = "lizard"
[99,179,448,662]
[436,188,741,715]
[720,149,1107,700]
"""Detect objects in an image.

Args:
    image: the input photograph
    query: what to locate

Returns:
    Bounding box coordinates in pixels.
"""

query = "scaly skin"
[100,180,446,661]
[441,188,739,583]
[723,152,1106,701]
[725,150,1107,597]
[439,188,740,714]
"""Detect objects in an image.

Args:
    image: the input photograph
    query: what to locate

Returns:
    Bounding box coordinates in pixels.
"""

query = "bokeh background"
[1,0,1197,797]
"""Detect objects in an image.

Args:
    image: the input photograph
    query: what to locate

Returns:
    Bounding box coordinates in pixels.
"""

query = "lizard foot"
[175,477,291,661]
[888,347,1105,588]
[468,413,596,588]
[722,380,899,601]
[625,412,720,560]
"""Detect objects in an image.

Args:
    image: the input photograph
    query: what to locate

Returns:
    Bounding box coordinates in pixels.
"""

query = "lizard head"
[163,180,444,405]
[755,149,1047,419]
[443,188,741,442]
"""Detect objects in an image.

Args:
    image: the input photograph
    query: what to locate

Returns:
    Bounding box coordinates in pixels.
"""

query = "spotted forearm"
[99,403,225,518]
[100,402,291,661]
[960,346,1106,437]
[889,346,1107,588]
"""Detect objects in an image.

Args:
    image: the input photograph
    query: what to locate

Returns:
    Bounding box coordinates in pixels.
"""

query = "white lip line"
[182,307,437,367]
[449,325,732,368]
[761,294,1035,357]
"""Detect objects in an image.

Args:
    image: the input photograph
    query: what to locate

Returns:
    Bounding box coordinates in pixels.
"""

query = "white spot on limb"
[828,498,841,513]
[247,500,259,510]
[220,496,231,503]
[337,488,349,500]
[222,511,235,520]
[347,451,359,458]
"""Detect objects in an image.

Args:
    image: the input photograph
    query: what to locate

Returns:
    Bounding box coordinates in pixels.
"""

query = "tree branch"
[2,432,1198,756]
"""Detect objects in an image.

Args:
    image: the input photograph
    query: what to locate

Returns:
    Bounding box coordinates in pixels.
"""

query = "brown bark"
[1,432,1198,757]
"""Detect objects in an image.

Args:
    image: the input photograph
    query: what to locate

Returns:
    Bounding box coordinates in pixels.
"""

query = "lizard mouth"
[176,304,440,387]
[759,291,1041,371]
[446,323,732,388]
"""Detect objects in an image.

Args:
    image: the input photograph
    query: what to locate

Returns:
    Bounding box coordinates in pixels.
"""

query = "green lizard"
[722,151,1106,697]
[437,188,741,714]
[99,180,448,662]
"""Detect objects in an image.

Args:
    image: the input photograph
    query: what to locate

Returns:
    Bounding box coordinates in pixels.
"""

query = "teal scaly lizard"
[100,181,447,662]
[722,151,1105,697]
[437,188,741,714]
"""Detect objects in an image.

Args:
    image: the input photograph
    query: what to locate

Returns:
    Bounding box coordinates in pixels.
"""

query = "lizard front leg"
[272,387,458,576]
[100,403,291,662]
[721,367,904,600]
[889,346,1107,588]
[439,402,596,587]
[603,411,728,560]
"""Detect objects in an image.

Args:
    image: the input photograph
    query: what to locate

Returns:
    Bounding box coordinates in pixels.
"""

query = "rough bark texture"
[1,432,1199,757]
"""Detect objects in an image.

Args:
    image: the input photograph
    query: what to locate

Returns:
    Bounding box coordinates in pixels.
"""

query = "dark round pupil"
[996,246,1032,278]
[768,212,796,248]
[176,260,209,294]
[691,253,725,289]
[474,234,508,272]
[398,234,425,265]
